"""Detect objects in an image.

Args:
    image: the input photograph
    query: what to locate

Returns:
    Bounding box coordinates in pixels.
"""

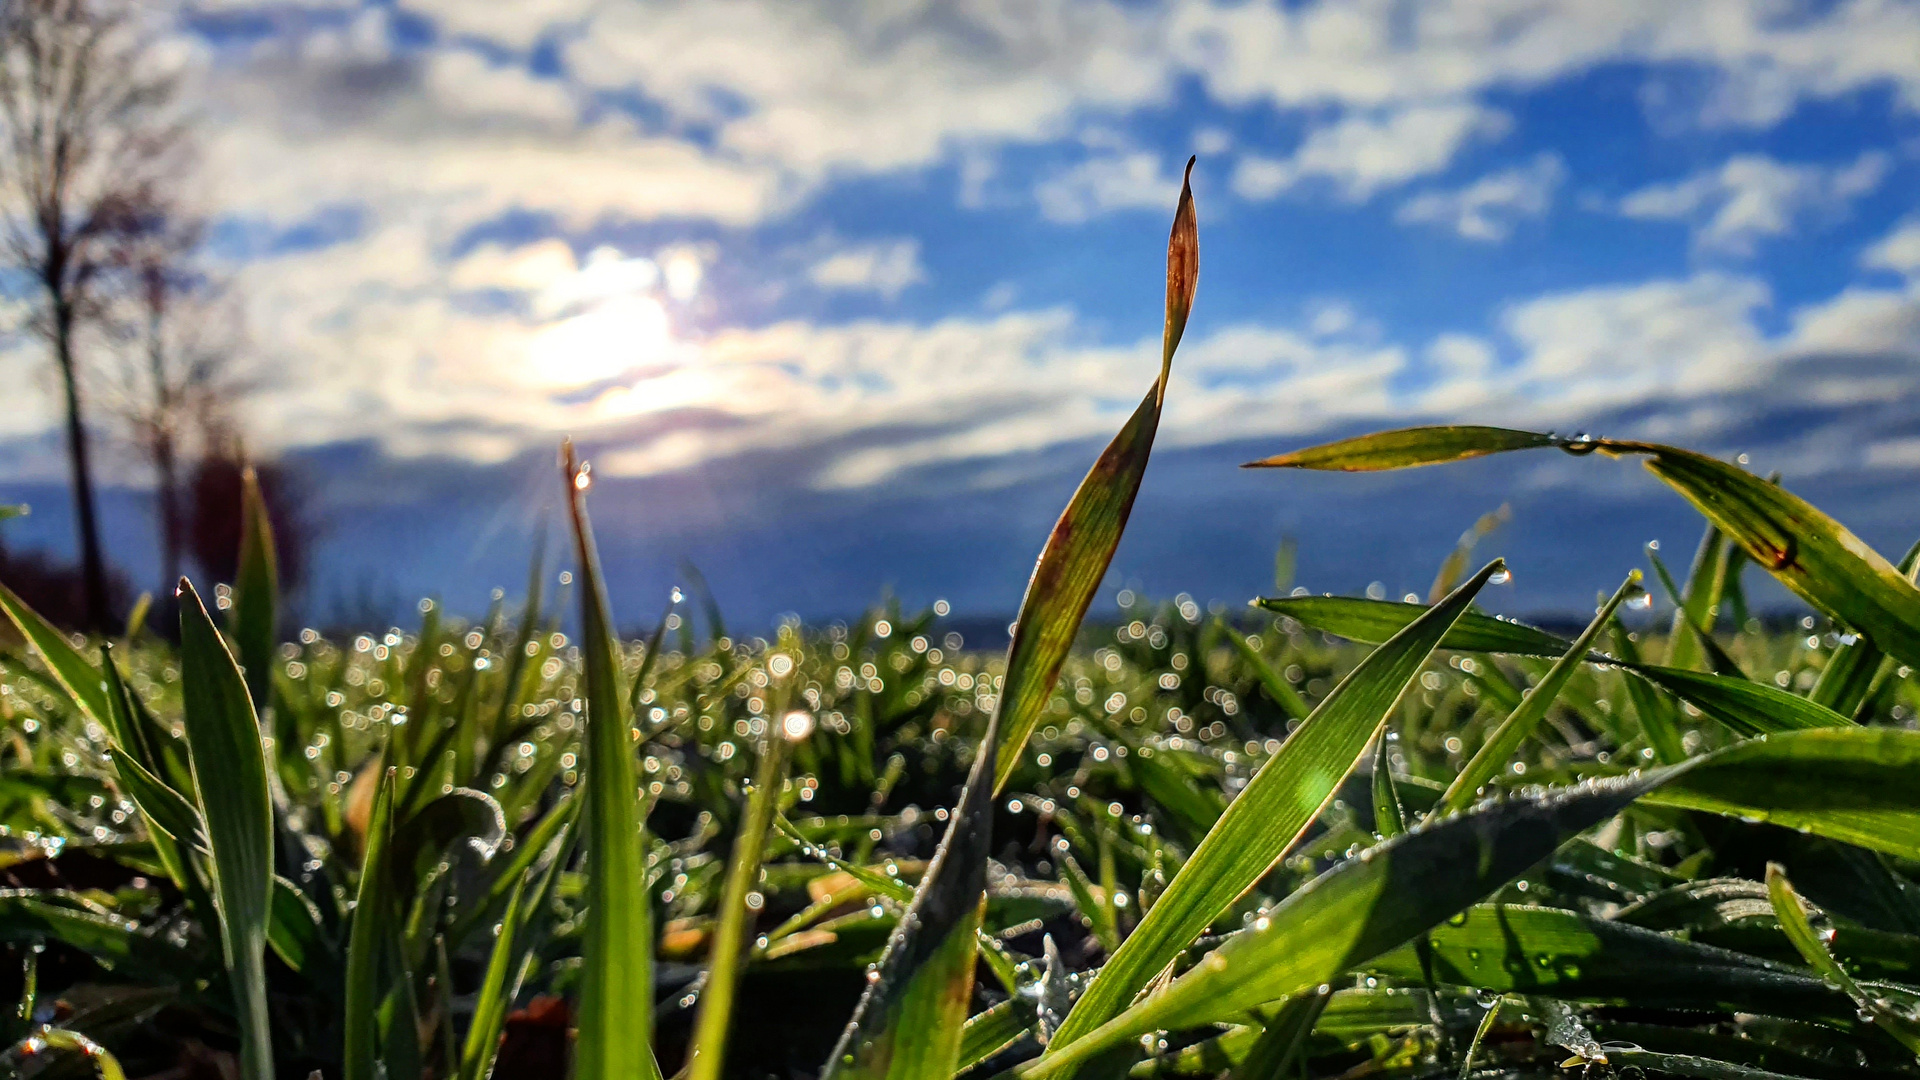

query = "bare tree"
[103,202,243,608]
[0,0,183,630]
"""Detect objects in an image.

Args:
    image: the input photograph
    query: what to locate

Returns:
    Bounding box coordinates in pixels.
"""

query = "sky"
[4,0,1920,629]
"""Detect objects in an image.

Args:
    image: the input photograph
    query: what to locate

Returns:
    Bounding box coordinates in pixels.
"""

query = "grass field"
[9,163,1920,1080]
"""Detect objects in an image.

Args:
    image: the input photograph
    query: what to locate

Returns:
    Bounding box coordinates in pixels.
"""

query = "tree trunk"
[53,299,112,632]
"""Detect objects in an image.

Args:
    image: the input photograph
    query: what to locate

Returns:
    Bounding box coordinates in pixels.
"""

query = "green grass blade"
[462,824,571,1080]
[1023,774,1658,1078]
[1607,621,1686,765]
[109,747,203,850]
[822,165,1198,1080]
[1226,991,1327,1080]
[1244,426,1557,471]
[686,727,794,1080]
[0,579,109,724]
[1252,595,1568,657]
[1631,444,1920,669]
[1666,522,1727,671]
[1220,620,1311,719]
[177,579,275,1080]
[19,1029,128,1080]
[344,767,395,1080]
[992,161,1195,794]
[1768,863,1920,1054]
[562,443,660,1080]
[1047,560,1504,1054]
[1368,903,1843,1017]
[1644,727,1920,858]
[234,466,278,715]
[1371,738,1404,839]
[1443,572,1641,811]
[1254,592,1849,737]
[1626,665,1850,735]
[1809,537,1920,714]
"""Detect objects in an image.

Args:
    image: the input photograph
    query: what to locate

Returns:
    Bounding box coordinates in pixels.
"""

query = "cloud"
[1396,153,1564,241]
[1619,151,1889,255]
[1036,149,1185,222]
[1232,103,1508,201]
[1864,218,1920,279]
[808,239,928,299]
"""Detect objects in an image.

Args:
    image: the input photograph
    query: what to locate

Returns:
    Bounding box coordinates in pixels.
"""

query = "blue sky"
[4,0,1920,627]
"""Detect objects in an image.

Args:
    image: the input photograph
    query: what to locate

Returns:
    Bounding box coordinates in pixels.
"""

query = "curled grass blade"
[992,161,1196,793]
[177,579,274,1080]
[1252,426,1920,669]
[562,442,660,1080]
[1047,560,1504,1054]
[825,162,1198,1080]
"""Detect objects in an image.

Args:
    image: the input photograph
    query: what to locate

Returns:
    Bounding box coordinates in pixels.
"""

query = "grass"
[7,169,1920,1080]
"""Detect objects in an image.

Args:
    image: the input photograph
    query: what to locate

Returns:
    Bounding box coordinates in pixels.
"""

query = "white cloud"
[808,240,928,299]
[1036,150,1184,222]
[1620,151,1889,255]
[1233,103,1508,201]
[1397,153,1565,241]
[1864,218,1920,279]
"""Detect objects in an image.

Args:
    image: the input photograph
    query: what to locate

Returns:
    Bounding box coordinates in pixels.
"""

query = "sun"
[527,292,674,389]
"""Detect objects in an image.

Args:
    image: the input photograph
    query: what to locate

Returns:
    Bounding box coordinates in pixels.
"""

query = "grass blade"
[344,767,395,1080]
[1046,560,1504,1054]
[992,158,1196,794]
[1665,522,1727,672]
[1226,991,1327,1080]
[823,161,1198,1080]
[562,442,660,1080]
[1253,595,1567,657]
[234,466,278,715]
[1442,572,1641,812]
[0,579,108,724]
[177,579,275,1080]
[1809,537,1920,715]
[1643,727,1920,858]
[1767,863,1920,1054]
[462,824,571,1080]
[1244,426,1557,471]
[686,723,795,1080]
[1022,774,1658,1078]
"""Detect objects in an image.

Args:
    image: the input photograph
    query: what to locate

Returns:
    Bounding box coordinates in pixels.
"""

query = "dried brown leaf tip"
[1161,155,1198,402]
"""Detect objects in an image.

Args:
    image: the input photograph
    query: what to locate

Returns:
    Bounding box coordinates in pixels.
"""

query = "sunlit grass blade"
[821,160,1199,1080]
[562,442,660,1080]
[1022,774,1657,1079]
[108,747,203,850]
[14,1028,128,1080]
[1643,727,1920,858]
[686,724,794,1080]
[234,466,278,714]
[1768,863,1920,1054]
[992,159,1195,794]
[1046,560,1503,1054]
[1442,572,1641,812]
[177,579,275,1080]
[344,767,394,1080]
[1371,737,1404,839]
[0,579,109,724]
[1244,426,1557,471]
[1249,427,1920,669]
[1607,620,1686,764]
